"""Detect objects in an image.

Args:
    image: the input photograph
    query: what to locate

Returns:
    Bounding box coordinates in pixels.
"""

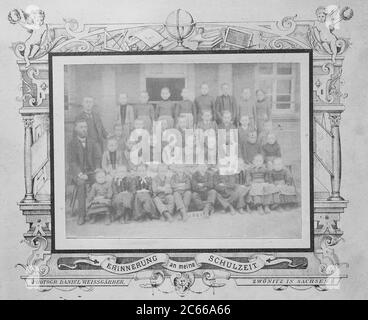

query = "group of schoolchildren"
[71,82,298,225]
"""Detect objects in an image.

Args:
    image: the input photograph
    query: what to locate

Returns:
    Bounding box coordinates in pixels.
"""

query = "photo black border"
[49,49,314,254]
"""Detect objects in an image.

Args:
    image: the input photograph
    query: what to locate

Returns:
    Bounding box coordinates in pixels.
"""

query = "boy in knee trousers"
[191,164,217,217]
[112,165,135,223]
[170,164,192,221]
[152,164,175,221]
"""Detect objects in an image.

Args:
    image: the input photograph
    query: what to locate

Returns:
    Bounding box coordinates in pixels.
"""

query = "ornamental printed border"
[9,5,352,295]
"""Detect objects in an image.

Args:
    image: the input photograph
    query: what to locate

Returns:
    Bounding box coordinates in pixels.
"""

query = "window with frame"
[255,63,297,113]
[146,77,186,102]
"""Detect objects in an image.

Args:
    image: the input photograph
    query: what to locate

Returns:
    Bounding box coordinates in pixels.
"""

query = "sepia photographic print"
[1,0,368,301]
[51,51,312,251]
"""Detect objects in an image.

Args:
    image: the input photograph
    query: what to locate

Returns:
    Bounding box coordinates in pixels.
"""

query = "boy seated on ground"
[132,163,157,221]
[212,164,249,215]
[170,164,192,221]
[190,164,217,217]
[112,165,135,224]
[151,164,175,222]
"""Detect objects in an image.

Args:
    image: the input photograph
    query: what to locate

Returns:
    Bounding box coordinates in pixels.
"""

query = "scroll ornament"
[59,253,300,275]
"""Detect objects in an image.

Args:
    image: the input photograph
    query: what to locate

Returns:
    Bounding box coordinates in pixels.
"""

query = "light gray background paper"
[0,0,367,299]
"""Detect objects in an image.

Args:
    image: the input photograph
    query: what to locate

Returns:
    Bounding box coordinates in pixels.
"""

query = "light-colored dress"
[269,168,297,204]
[86,181,113,216]
[246,166,277,205]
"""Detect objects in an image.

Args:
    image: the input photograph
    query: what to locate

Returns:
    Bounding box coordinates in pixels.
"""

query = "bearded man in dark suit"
[75,96,107,153]
[68,118,102,225]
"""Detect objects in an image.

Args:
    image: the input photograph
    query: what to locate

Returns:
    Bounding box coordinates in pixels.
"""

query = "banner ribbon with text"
[59,253,298,274]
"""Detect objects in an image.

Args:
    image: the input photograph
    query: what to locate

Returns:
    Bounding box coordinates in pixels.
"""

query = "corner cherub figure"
[8,5,48,67]
[312,6,339,63]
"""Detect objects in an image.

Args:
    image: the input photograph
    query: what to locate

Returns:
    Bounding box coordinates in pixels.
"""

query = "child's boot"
[270,204,278,210]
[229,205,237,215]
[163,211,173,222]
[119,215,127,224]
[105,214,111,225]
[77,215,85,225]
[181,209,189,221]
[203,205,210,218]
[257,205,264,215]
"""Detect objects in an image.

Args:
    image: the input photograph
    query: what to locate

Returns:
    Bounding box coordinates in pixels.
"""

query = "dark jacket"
[242,141,262,164]
[212,173,237,197]
[269,168,293,185]
[68,136,102,179]
[262,142,282,159]
[215,95,238,124]
[191,171,214,193]
[75,110,107,148]
[194,94,216,121]
[112,176,136,194]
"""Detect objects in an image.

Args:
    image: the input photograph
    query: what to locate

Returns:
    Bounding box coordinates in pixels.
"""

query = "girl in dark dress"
[112,165,135,223]
[246,154,277,214]
[269,157,298,209]
[254,89,271,135]
[261,133,282,165]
